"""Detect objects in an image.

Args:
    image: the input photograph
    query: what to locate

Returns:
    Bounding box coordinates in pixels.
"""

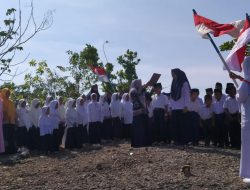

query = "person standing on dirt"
[229,56,250,185]
[170,68,191,145]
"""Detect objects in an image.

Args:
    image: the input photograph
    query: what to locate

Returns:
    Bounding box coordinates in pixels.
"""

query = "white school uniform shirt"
[58,103,66,123]
[223,96,240,114]
[99,96,111,122]
[110,93,122,118]
[199,104,214,120]
[197,97,203,105]
[76,97,88,126]
[152,93,169,110]
[121,101,133,124]
[170,82,190,110]
[30,99,42,128]
[49,100,60,130]
[65,99,77,128]
[187,98,202,113]
[213,97,225,114]
[87,101,102,122]
[17,107,32,129]
[39,106,53,136]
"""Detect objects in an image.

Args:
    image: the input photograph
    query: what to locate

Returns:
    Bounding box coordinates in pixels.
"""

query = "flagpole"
[193,9,239,88]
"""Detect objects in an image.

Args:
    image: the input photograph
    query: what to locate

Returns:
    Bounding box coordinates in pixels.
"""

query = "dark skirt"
[131,114,147,148]
[3,124,17,154]
[88,122,101,144]
[28,126,40,150]
[51,128,60,151]
[171,109,187,144]
[113,117,123,139]
[58,123,66,146]
[65,127,82,149]
[40,134,52,152]
[78,124,89,143]
[104,118,113,140]
[16,126,28,147]
[123,123,132,140]
[153,108,166,142]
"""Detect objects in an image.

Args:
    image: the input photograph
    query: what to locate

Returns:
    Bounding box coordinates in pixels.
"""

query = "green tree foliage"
[116,49,140,92]
[0,1,53,80]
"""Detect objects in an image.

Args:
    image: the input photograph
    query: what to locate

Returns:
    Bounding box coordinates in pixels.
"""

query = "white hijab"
[66,99,77,128]
[17,99,32,129]
[110,92,121,118]
[45,96,53,106]
[49,100,60,129]
[76,97,88,126]
[39,106,52,135]
[30,99,42,127]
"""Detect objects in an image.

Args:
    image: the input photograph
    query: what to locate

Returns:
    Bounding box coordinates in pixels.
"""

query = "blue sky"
[1,0,250,97]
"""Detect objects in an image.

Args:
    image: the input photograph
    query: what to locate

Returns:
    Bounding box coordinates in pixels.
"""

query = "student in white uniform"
[45,95,53,106]
[199,95,214,146]
[121,93,133,140]
[110,92,122,139]
[223,85,240,149]
[39,106,53,153]
[16,99,32,148]
[229,56,250,185]
[88,93,102,144]
[58,97,66,147]
[76,97,89,144]
[213,88,226,148]
[65,99,81,149]
[99,95,112,140]
[186,89,202,145]
[170,68,191,145]
[29,99,42,150]
[49,100,60,151]
[152,83,169,143]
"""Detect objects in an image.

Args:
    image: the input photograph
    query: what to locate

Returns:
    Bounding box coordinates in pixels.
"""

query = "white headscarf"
[17,99,32,129]
[121,93,133,124]
[66,99,77,128]
[30,99,42,127]
[45,96,53,106]
[76,97,88,125]
[110,92,122,118]
[39,106,52,135]
[49,100,60,129]
[99,95,111,120]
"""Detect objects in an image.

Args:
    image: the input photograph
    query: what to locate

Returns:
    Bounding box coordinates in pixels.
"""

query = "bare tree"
[0,0,53,81]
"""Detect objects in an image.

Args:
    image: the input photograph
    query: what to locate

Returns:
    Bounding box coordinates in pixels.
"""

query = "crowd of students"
[0,68,241,154]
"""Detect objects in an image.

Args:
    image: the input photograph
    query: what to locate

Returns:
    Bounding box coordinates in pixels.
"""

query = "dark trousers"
[187,111,200,144]
[214,113,226,147]
[89,122,101,144]
[228,113,241,148]
[202,118,213,146]
[3,124,17,154]
[153,108,166,142]
[171,110,186,144]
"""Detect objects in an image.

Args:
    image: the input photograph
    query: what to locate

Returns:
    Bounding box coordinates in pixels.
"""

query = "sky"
[1,0,250,97]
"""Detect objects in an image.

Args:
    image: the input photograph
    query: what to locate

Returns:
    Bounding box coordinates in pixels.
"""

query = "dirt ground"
[0,142,248,190]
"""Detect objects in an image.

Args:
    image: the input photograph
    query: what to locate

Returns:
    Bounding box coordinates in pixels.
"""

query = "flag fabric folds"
[226,16,250,72]
[90,65,109,83]
[193,12,244,39]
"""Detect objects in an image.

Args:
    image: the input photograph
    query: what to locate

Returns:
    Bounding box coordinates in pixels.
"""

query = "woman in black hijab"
[170,68,191,145]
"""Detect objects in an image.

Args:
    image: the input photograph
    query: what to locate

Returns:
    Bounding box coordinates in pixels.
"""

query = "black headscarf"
[170,68,190,101]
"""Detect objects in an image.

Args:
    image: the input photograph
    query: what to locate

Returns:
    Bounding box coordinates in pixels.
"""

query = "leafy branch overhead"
[0,0,53,80]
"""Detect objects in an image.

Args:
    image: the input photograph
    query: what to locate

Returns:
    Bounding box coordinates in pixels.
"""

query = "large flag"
[90,65,110,83]
[193,12,244,39]
[226,15,250,72]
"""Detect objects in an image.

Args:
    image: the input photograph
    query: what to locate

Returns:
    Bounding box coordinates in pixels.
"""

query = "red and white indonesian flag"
[226,16,250,72]
[193,12,244,39]
[91,66,109,83]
